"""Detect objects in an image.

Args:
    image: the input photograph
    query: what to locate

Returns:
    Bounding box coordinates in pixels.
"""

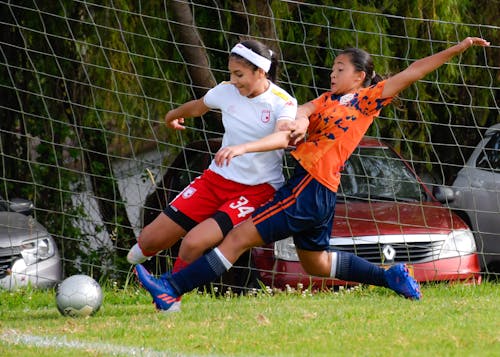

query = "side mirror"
[9,198,35,216]
[433,186,455,204]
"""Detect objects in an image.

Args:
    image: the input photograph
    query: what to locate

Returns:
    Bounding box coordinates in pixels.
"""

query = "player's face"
[330,54,366,95]
[229,57,269,98]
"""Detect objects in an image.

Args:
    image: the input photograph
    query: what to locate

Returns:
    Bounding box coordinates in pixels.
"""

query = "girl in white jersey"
[127,40,297,303]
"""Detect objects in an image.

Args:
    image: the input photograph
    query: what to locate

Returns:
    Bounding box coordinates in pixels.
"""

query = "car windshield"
[476,131,500,172]
[338,147,426,202]
[173,142,427,203]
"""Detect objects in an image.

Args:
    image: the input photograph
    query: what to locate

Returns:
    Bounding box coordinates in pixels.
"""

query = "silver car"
[0,196,62,290]
[435,124,500,274]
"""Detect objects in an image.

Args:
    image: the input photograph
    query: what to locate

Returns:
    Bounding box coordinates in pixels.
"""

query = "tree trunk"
[166,1,222,134]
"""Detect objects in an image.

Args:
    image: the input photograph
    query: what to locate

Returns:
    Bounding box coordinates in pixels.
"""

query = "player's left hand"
[458,37,490,52]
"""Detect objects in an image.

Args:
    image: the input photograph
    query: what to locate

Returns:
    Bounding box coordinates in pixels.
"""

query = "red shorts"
[169,169,276,229]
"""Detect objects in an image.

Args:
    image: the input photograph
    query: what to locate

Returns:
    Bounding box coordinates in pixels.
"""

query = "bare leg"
[296,249,332,276]
[216,218,265,263]
[138,212,187,254]
[178,218,223,263]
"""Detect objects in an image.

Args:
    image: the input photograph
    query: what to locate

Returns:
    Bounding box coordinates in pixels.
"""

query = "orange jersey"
[292,80,392,192]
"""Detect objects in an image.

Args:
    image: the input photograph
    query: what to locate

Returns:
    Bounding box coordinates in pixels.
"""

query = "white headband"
[231,43,271,73]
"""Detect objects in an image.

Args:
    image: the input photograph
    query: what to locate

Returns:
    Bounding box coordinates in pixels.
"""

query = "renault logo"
[382,244,396,261]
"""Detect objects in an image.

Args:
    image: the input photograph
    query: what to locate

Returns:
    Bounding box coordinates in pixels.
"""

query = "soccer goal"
[0,1,498,290]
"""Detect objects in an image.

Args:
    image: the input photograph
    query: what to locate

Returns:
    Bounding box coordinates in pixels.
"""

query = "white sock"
[213,247,232,270]
[329,251,338,278]
[127,243,148,264]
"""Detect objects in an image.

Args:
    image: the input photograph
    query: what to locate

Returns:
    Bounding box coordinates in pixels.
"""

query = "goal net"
[0,0,498,291]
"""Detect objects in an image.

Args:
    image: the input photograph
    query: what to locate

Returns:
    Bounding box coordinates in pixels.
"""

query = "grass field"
[1,280,499,356]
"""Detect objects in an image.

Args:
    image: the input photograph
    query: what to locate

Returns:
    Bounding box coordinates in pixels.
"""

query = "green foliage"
[74,1,192,153]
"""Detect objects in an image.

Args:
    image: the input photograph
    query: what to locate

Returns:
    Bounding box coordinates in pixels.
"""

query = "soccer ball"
[56,274,103,317]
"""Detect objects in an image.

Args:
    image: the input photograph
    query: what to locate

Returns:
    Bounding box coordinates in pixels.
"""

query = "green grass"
[1,282,499,356]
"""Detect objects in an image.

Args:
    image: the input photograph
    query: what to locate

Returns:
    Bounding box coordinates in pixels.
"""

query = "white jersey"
[204,81,297,189]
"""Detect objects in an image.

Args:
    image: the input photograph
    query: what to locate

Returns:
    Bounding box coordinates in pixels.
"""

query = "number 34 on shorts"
[229,196,255,218]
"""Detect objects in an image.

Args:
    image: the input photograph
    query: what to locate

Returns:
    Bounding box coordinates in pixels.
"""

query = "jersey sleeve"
[356,80,393,116]
[276,97,298,121]
[203,82,231,109]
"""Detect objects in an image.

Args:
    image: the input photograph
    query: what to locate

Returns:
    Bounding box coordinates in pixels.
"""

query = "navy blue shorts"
[252,164,337,251]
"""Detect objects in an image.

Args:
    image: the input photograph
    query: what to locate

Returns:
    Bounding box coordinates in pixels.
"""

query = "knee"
[179,234,197,253]
[179,234,208,262]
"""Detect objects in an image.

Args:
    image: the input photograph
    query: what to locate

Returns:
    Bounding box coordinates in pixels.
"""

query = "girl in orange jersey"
[134,37,490,311]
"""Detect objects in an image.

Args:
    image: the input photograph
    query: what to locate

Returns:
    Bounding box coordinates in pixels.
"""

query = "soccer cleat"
[384,264,422,300]
[168,300,182,313]
[127,243,151,264]
[134,264,180,312]
[159,272,182,312]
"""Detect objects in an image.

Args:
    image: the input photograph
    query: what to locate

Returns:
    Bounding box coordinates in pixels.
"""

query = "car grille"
[0,247,20,278]
[332,240,444,264]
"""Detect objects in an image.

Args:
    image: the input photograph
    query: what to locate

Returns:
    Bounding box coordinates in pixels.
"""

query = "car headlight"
[439,229,477,259]
[20,237,56,265]
[274,237,299,261]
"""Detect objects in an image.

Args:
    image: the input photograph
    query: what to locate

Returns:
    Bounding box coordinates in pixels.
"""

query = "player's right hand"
[165,112,186,130]
[214,145,246,167]
[289,118,309,144]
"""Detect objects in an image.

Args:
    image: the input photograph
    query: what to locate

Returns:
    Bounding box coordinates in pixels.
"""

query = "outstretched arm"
[164,98,210,130]
[214,128,292,167]
[381,37,490,98]
[214,110,298,166]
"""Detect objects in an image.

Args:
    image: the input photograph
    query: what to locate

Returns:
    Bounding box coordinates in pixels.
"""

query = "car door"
[452,128,500,271]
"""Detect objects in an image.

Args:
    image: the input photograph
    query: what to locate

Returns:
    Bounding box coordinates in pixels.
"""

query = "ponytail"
[370,71,384,86]
[266,52,279,83]
[341,47,382,87]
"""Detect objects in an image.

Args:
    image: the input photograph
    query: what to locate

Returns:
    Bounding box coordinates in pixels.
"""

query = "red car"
[142,137,481,292]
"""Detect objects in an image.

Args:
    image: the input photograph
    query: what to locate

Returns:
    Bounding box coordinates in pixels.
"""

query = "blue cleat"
[134,264,180,312]
[385,264,422,300]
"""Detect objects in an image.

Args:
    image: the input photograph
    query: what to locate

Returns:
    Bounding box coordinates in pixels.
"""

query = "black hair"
[340,48,383,87]
[229,39,278,82]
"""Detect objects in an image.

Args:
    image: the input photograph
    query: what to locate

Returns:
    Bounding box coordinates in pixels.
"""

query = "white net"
[0,0,498,290]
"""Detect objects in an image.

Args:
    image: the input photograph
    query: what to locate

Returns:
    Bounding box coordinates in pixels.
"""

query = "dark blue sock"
[166,249,227,295]
[335,251,388,287]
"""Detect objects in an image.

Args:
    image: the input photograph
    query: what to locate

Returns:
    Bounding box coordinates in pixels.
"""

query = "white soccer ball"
[56,274,103,317]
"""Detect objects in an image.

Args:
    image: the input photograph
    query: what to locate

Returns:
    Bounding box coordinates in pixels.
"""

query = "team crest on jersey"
[261,110,271,123]
[182,186,196,199]
[339,93,355,106]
